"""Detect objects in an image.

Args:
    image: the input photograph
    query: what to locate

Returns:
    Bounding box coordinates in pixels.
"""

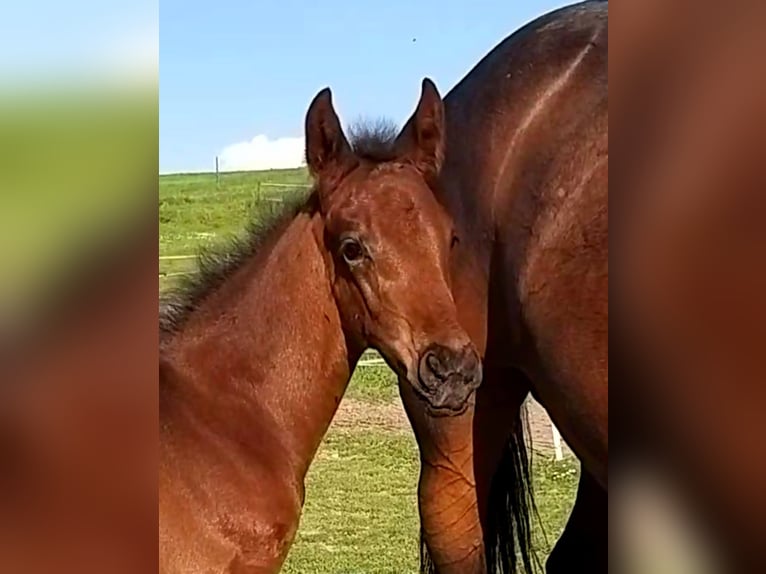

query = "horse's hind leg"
[545,469,607,574]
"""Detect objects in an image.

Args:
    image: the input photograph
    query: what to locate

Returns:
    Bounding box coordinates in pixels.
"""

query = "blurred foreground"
[0,2,159,572]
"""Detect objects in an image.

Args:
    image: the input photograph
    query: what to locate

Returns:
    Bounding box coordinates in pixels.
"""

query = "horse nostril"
[426,352,443,378]
[420,345,480,385]
[416,344,482,409]
[463,349,480,375]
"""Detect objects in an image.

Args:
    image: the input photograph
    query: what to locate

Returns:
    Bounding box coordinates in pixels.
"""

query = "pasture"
[160,170,579,572]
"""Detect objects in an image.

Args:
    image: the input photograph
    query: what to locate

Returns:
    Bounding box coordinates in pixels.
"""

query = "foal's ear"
[305,88,356,204]
[395,78,445,180]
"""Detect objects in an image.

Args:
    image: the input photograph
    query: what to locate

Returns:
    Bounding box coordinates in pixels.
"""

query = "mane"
[159,119,399,337]
[159,190,316,336]
[348,118,401,163]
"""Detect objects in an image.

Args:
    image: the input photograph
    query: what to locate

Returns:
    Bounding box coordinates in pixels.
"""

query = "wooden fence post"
[552,422,564,461]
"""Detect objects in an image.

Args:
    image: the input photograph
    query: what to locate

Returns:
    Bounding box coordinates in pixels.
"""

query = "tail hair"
[485,403,542,573]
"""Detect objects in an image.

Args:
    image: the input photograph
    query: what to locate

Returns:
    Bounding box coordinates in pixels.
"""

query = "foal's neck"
[162,211,356,478]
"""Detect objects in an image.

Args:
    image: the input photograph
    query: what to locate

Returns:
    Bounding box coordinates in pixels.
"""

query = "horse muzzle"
[413,343,482,416]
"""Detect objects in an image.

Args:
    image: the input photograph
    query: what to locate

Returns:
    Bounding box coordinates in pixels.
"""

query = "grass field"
[282,367,579,573]
[160,170,579,572]
[160,168,309,252]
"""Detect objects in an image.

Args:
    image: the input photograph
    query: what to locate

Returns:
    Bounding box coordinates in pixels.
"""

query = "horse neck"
[161,211,356,479]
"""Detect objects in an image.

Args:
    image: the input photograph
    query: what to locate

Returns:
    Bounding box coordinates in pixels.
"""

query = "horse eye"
[451,233,460,249]
[340,237,365,265]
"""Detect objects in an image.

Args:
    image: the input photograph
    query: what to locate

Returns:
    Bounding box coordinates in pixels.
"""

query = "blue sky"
[1,0,157,82]
[160,0,571,174]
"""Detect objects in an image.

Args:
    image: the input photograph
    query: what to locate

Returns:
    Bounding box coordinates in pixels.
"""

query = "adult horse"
[158,87,484,572]
[392,2,608,573]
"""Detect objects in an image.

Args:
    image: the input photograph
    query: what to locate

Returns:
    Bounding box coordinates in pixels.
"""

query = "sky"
[0,0,157,83]
[160,0,572,174]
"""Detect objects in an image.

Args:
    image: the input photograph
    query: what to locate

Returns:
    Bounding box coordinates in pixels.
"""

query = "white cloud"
[105,25,159,81]
[218,135,305,171]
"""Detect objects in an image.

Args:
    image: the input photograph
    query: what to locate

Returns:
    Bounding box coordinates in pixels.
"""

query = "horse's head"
[305,79,481,416]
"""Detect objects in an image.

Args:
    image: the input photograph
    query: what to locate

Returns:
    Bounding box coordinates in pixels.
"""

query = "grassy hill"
[159,168,311,286]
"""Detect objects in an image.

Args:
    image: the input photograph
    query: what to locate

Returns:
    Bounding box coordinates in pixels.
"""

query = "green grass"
[3,92,156,312]
[346,365,400,404]
[283,429,421,574]
[160,168,310,254]
[283,364,579,573]
[160,168,311,291]
[284,421,579,573]
[160,169,579,572]
[530,455,581,558]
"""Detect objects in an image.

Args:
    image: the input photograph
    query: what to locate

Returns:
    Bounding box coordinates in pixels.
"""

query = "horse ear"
[395,78,445,180]
[305,88,356,206]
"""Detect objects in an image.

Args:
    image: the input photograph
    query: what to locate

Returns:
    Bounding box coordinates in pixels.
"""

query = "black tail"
[419,406,541,574]
[485,405,541,574]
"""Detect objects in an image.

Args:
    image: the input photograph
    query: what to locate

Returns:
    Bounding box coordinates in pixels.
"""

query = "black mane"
[348,118,401,163]
[159,192,314,336]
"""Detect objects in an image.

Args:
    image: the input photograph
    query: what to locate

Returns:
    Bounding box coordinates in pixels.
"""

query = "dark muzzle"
[416,343,482,415]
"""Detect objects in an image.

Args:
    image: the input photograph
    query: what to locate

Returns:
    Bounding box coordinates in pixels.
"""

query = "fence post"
[215,156,220,189]
[552,422,564,461]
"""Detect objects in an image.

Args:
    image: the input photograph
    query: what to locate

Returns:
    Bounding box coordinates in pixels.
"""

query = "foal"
[159,84,481,573]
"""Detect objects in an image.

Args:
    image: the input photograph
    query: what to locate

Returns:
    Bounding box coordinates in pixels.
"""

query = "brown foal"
[159,82,481,573]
